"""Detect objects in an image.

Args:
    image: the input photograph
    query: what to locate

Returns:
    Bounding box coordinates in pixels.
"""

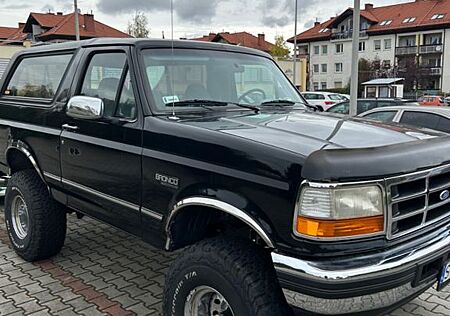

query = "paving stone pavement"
[0,200,449,315]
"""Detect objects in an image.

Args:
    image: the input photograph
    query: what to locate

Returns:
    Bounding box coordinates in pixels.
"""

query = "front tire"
[163,237,291,316]
[4,170,66,261]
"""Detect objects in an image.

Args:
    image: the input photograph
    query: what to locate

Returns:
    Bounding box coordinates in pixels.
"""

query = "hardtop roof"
[14,38,272,58]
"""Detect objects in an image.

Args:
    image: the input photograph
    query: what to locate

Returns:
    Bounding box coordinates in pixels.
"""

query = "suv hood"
[180,110,442,157]
[179,110,450,180]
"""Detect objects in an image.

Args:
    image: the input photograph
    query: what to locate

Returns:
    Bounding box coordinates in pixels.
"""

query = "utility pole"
[293,0,298,87]
[74,0,80,41]
[349,0,360,116]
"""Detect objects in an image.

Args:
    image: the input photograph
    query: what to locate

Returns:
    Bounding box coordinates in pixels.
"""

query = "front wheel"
[163,237,291,316]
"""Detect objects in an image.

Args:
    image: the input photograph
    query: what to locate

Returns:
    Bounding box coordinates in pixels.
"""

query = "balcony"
[395,46,418,55]
[419,44,443,54]
[331,29,368,41]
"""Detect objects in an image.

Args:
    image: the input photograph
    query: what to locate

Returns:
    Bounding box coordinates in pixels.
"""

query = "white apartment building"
[289,1,450,94]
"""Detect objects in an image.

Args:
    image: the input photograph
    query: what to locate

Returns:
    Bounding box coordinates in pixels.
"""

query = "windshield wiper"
[172,99,259,113]
[172,99,229,107]
[260,100,296,107]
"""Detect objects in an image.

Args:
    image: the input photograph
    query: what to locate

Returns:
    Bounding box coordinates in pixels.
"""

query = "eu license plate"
[438,260,450,291]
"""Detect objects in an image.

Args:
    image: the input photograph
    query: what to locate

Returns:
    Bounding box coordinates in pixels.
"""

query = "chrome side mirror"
[67,96,104,120]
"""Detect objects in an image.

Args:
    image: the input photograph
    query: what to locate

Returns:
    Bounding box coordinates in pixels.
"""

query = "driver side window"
[80,52,137,120]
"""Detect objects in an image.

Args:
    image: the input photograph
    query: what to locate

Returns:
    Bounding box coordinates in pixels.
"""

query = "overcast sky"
[0,0,413,44]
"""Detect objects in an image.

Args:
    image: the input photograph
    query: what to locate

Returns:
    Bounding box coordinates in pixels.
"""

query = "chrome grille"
[386,164,450,239]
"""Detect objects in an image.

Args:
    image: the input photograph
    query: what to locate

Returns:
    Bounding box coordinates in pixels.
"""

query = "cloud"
[41,4,55,12]
[97,0,221,23]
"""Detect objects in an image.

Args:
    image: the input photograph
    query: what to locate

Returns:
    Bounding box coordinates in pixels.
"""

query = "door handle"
[62,123,79,131]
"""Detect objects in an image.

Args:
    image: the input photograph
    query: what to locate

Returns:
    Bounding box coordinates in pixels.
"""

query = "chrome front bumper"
[0,176,7,196]
[272,230,450,315]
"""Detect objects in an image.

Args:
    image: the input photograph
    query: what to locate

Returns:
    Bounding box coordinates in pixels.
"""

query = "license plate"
[438,260,450,291]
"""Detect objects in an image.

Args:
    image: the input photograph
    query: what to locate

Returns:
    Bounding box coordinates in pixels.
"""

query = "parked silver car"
[360,106,450,133]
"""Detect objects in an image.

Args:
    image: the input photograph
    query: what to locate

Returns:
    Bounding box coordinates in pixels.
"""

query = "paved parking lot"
[0,199,449,316]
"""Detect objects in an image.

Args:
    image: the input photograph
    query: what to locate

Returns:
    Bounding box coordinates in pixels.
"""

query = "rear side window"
[400,111,440,130]
[328,102,349,114]
[363,111,397,122]
[329,94,342,101]
[3,54,72,100]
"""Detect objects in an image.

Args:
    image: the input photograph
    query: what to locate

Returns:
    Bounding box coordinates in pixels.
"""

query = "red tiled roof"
[191,31,275,52]
[0,27,19,40]
[37,13,130,39]
[289,0,450,43]
[30,12,66,28]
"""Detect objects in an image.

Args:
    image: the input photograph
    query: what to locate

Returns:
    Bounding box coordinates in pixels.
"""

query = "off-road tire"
[163,237,292,316]
[4,170,66,261]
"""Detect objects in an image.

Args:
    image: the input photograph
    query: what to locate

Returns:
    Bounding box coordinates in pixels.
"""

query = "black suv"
[1,39,450,316]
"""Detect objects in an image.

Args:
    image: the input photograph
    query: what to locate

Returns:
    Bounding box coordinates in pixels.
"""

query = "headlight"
[294,184,385,239]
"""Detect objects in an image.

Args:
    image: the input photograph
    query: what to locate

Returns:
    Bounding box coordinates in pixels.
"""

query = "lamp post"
[74,0,80,41]
[293,0,298,87]
[349,0,360,116]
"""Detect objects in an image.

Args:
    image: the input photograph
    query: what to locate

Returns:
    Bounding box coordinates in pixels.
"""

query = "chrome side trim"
[142,207,164,221]
[43,172,61,182]
[61,177,163,221]
[6,140,45,182]
[272,232,450,281]
[62,178,140,212]
[165,197,275,250]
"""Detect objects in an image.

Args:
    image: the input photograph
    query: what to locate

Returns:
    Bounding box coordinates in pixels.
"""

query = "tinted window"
[357,100,378,113]
[400,111,440,130]
[436,117,450,133]
[4,54,72,100]
[80,53,136,119]
[363,111,397,122]
[328,102,349,114]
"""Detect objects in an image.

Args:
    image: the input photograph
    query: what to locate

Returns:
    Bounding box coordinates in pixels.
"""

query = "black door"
[60,47,143,234]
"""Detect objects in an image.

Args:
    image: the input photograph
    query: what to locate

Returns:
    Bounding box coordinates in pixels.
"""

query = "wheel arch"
[6,140,45,182]
[165,197,275,251]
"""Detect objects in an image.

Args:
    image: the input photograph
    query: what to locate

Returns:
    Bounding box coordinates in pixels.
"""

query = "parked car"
[360,106,450,133]
[339,93,351,100]
[1,39,450,316]
[418,96,445,106]
[301,91,344,110]
[327,98,420,115]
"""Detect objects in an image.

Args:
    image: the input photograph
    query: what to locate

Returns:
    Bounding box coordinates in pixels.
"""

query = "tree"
[126,11,150,38]
[270,35,290,58]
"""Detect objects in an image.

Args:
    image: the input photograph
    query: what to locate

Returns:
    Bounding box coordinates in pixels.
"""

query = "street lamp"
[293,0,298,87]
[349,0,360,116]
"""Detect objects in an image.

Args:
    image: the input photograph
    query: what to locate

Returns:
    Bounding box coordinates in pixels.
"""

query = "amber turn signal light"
[296,215,384,238]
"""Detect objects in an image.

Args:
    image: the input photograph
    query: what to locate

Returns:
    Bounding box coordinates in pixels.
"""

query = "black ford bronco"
[1,38,450,316]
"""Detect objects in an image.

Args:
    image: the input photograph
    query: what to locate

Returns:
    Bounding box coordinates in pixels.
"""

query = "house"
[190,32,275,53]
[362,78,405,98]
[289,0,450,94]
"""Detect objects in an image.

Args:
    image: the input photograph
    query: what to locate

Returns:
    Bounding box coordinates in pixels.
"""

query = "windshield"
[142,49,305,112]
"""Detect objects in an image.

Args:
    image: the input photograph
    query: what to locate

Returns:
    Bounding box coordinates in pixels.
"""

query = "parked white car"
[301,92,344,110]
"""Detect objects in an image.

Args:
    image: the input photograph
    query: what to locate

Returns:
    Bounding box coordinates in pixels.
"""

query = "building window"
[322,45,328,55]
[402,17,416,23]
[321,82,327,90]
[335,43,344,54]
[374,40,381,51]
[321,64,328,73]
[384,39,392,50]
[431,14,445,20]
[313,64,320,73]
[313,46,320,55]
[334,81,343,89]
[313,82,319,91]
[359,41,366,52]
[366,87,377,98]
[335,63,343,73]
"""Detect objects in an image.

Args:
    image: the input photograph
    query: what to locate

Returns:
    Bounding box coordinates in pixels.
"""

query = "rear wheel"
[4,170,66,261]
[163,237,291,316]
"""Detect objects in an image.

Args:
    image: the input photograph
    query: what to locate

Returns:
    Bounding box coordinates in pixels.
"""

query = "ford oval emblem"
[440,190,450,201]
